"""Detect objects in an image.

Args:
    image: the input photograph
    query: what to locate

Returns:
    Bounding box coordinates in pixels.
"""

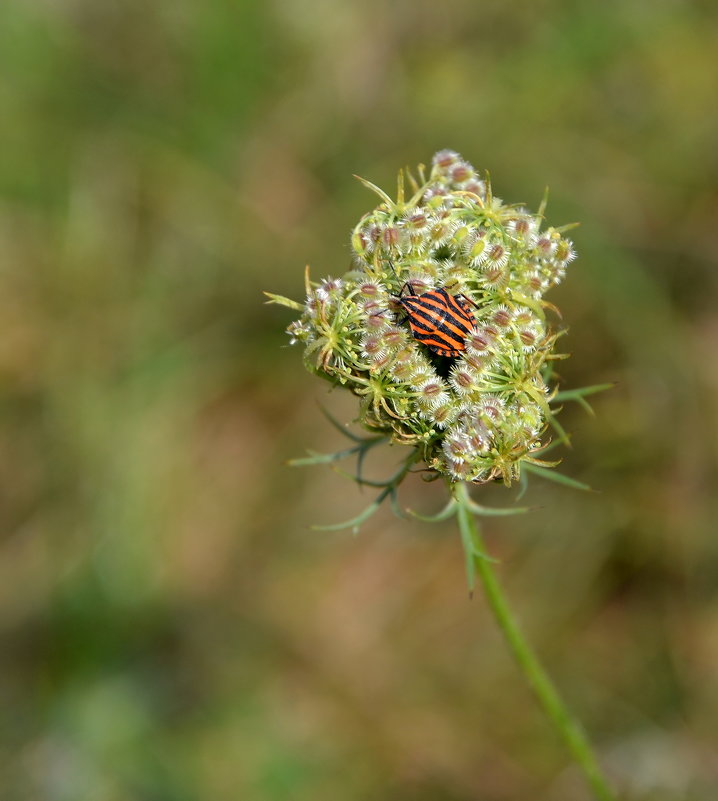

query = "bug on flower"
[395,283,477,358]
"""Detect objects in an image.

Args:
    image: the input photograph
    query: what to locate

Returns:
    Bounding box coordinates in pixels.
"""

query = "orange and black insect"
[395,283,477,357]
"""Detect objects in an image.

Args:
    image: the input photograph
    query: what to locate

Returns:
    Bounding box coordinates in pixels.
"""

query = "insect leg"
[456,293,481,311]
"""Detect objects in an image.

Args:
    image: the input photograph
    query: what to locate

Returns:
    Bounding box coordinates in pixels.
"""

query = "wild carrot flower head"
[268,151,576,486]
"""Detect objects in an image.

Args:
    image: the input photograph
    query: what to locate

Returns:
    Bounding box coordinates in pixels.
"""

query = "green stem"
[453,482,617,801]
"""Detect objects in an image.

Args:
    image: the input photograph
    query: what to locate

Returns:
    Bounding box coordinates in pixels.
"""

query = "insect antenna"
[384,259,416,302]
[457,292,481,311]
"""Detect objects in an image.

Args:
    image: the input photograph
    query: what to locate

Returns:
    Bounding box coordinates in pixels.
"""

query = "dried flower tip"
[370,351,392,371]
[364,313,388,332]
[442,420,493,478]
[361,335,385,358]
[465,422,492,454]
[525,270,548,297]
[443,432,474,466]
[513,309,534,327]
[507,216,538,244]
[359,281,382,297]
[362,296,384,312]
[429,401,458,429]
[382,226,401,249]
[304,295,323,316]
[432,149,461,169]
[423,185,449,203]
[390,359,414,382]
[477,395,506,425]
[519,327,539,352]
[536,234,556,258]
[486,242,510,269]
[447,459,489,482]
[462,350,490,372]
[462,178,486,197]
[479,264,508,288]
[482,325,500,342]
[403,210,429,230]
[421,382,446,400]
[555,239,577,264]
[352,224,382,257]
[381,327,407,348]
[467,329,493,354]
[408,366,436,389]
[317,277,343,298]
[393,345,414,364]
[406,274,434,294]
[449,365,480,396]
[491,305,513,328]
[352,228,372,255]
[450,161,473,183]
[416,379,449,409]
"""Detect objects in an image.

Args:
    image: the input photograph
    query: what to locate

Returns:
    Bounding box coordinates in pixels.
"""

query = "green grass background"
[1,1,717,799]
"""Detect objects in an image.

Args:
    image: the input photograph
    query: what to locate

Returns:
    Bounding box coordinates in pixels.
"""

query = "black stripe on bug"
[390,275,477,358]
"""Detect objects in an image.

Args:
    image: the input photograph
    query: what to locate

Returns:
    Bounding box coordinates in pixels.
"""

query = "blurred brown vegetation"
[1,1,717,799]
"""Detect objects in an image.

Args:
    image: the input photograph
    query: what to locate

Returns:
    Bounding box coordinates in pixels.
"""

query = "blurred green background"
[1,1,717,799]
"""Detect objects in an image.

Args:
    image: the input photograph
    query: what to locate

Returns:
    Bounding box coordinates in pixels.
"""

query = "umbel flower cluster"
[275,150,577,485]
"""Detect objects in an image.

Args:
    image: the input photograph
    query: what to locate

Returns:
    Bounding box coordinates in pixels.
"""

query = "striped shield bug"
[394,281,477,358]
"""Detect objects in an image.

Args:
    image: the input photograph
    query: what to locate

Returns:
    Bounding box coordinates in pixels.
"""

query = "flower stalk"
[453,482,616,801]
